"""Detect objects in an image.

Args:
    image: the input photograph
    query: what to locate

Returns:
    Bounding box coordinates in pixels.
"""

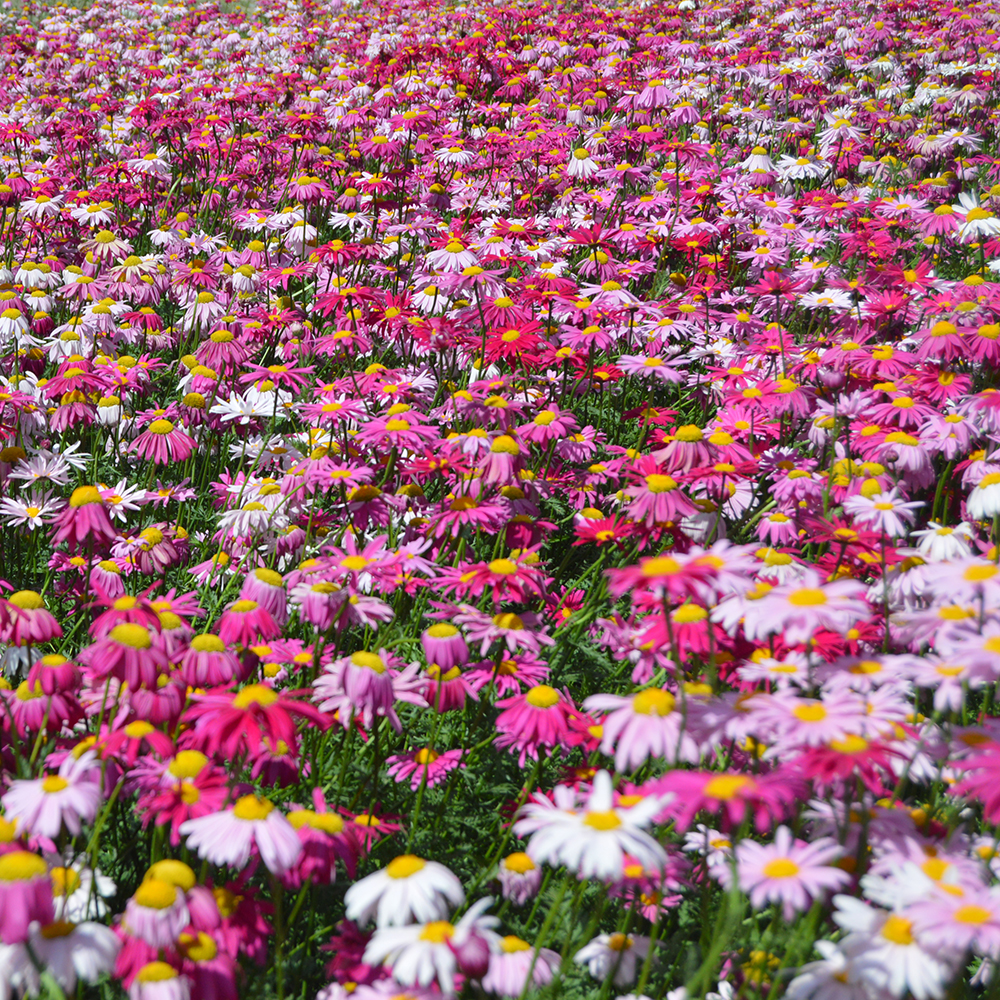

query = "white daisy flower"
[345,854,465,928]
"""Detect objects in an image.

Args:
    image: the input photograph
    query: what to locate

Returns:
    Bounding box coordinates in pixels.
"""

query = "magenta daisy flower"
[80,623,170,689]
[216,599,281,646]
[0,851,54,943]
[622,462,698,527]
[494,684,577,765]
[51,485,117,549]
[386,748,466,790]
[0,589,62,644]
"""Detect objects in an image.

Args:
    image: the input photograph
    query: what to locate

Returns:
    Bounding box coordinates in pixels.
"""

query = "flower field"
[4,0,1000,997]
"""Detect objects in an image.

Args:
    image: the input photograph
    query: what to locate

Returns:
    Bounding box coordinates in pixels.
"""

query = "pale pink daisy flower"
[128,962,191,1000]
[2,750,102,839]
[574,932,651,986]
[483,937,560,997]
[123,878,190,948]
[831,895,952,1000]
[583,687,701,770]
[747,690,866,749]
[909,886,1000,957]
[719,825,850,919]
[497,852,542,906]
[843,489,923,537]
[742,570,869,646]
[179,794,302,876]
[313,651,428,731]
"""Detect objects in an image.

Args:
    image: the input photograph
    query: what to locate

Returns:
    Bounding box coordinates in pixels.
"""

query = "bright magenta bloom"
[181,684,327,758]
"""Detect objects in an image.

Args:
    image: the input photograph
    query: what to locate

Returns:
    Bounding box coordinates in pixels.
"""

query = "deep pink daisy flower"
[494,685,578,765]
[128,418,196,464]
[51,485,117,550]
[181,683,327,759]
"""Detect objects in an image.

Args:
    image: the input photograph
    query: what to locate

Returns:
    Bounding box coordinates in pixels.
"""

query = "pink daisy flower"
[284,794,360,888]
[622,458,697,527]
[583,687,701,770]
[128,419,196,464]
[386,747,466,790]
[0,851,54,943]
[2,750,102,839]
[720,824,850,919]
[124,878,191,948]
[0,590,62,644]
[177,634,246,687]
[51,485,117,549]
[80,623,170,689]
[742,570,870,646]
[420,623,469,670]
[179,794,302,876]
[497,852,542,906]
[216,599,281,646]
[494,684,577,765]
[909,886,1000,956]
[482,937,560,997]
[237,568,288,625]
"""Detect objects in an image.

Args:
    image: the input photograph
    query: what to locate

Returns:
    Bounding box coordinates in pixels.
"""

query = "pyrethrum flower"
[583,687,701,770]
[2,751,102,839]
[179,794,302,875]
[575,932,651,986]
[362,897,497,993]
[718,825,850,919]
[0,851,54,943]
[483,936,560,997]
[514,770,668,880]
[345,855,465,928]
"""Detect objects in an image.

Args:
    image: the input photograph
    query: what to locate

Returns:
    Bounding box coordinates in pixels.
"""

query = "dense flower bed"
[0,0,999,997]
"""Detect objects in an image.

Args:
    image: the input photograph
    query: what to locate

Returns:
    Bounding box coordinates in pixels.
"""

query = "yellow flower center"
[632,688,676,715]
[525,684,559,708]
[879,913,913,944]
[386,854,426,879]
[232,795,274,821]
[582,810,622,831]
[420,921,454,944]
[169,751,208,779]
[503,851,536,874]
[351,651,385,673]
[787,588,827,606]
[136,962,178,983]
[146,859,196,891]
[645,474,678,493]
[0,851,47,881]
[703,775,750,800]
[954,905,992,925]
[762,858,799,878]
[233,684,278,709]
[133,878,178,910]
